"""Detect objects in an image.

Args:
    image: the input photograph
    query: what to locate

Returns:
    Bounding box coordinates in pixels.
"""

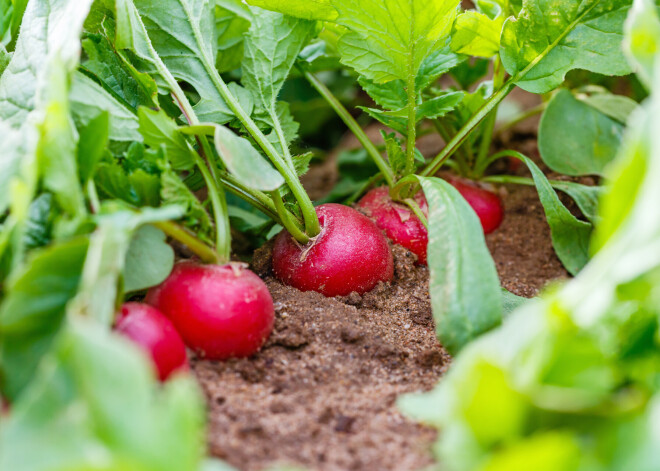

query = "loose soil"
[196,119,571,470]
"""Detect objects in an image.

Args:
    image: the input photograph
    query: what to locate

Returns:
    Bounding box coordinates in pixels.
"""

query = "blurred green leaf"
[123,225,175,293]
[539,89,626,177]
[0,237,88,400]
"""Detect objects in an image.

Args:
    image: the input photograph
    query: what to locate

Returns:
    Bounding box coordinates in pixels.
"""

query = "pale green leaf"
[123,225,175,292]
[419,176,502,354]
[624,0,660,88]
[214,125,285,191]
[0,0,95,125]
[539,89,625,176]
[501,0,634,94]
[70,71,142,142]
[69,205,184,326]
[451,11,504,58]
[332,0,460,83]
[581,92,639,124]
[246,0,338,21]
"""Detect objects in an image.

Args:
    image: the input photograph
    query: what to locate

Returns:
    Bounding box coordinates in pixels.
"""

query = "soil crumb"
[199,131,570,471]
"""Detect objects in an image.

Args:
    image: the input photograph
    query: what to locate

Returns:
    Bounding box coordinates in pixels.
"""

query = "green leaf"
[115,0,238,126]
[539,89,626,176]
[419,176,502,354]
[0,0,95,125]
[450,11,504,58]
[215,0,252,73]
[95,162,161,207]
[81,26,159,110]
[242,7,315,114]
[214,125,285,191]
[37,60,85,217]
[123,225,175,292]
[501,289,528,317]
[77,111,110,184]
[0,120,26,214]
[23,194,55,251]
[69,205,184,326]
[0,319,207,471]
[387,91,465,121]
[580,91,639,124]
[160,165,214,243]
[500,0,634,94]
[0,237,88,400]
[519,155,593,275]
[550,181,603,224]
[624,0,660,89]
[70,71,143,142]
[0,44,9,74]
[246,0,338,21]
[138,107,196,171]
[332,0,460,83]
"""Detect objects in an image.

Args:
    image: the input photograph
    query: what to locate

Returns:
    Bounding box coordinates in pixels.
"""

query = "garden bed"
[196,132,569,471]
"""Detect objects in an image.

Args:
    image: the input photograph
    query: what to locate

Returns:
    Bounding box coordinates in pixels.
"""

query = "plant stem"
[171,91,231,263]
[271,190,310,244]
[86,180,101,214]
[420,80,516,177]
[474,57,506,179]
[405,67,417,177]
[205,66,321,237]
[493,102,547,138]
[192,152,231,263]
[154,221,219,264]
[300,67,395,187]
[404,198,428,229]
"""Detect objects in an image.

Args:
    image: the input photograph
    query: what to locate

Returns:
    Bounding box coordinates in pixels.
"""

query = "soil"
[196,95,572,470]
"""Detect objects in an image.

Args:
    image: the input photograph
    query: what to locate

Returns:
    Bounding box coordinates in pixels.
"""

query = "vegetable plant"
[146,261,275,360]
[115,302,189,381]
[400,4,660,470]
[0,0,657,469]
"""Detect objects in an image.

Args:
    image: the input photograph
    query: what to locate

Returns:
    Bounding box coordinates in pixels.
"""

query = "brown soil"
[197,113,570,470]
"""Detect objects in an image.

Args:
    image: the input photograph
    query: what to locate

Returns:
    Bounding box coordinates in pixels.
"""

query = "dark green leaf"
[77,111,110,184]
[520,155,593,275]
[419,176,502,354]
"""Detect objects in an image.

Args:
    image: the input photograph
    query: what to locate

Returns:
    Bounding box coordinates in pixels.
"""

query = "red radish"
[272,203,393,297]
[447,177,504,234]
[357,186,429,264]
[115,303,188,381]
[146,262,274,360]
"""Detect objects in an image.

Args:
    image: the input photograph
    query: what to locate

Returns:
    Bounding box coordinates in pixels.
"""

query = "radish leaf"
[539,89,626,176]
[420,176,502,354]
[501,0,634,94]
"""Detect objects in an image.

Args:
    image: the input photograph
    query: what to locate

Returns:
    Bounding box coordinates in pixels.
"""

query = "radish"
[357,186,429,264]
[115,303,189,381]
[447,177,504,234]
[146,262,274,360]
[272,203,393,297]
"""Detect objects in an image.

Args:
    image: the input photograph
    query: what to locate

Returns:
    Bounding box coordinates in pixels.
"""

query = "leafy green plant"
[1,0,657,468]
[399,2,660,469]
